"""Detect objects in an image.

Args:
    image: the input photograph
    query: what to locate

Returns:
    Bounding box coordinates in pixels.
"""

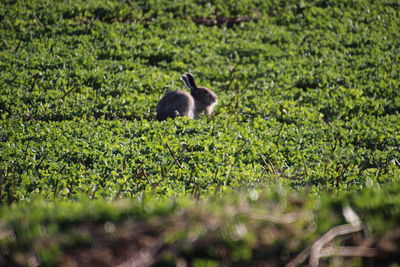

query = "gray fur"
[156,73,218,121]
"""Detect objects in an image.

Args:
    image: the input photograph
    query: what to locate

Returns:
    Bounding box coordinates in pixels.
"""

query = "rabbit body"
[156,90,195,121]
[156,73,217,121]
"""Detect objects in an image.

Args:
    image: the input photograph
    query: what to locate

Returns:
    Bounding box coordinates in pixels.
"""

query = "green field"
[1,0,399,265]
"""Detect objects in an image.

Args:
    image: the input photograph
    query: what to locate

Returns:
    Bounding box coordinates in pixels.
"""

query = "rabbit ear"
[185,73,198,89]
[181,74,193,90]
[181,73,198,91]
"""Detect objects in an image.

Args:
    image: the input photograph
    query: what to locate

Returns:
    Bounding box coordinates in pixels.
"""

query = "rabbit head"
[181,73,218,115]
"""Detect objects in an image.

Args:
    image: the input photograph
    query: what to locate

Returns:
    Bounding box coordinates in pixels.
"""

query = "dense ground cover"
[0,0,399,265]
[1,0,399,200]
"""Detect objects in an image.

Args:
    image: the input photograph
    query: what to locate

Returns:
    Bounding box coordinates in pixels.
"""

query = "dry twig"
[287,206,377,267]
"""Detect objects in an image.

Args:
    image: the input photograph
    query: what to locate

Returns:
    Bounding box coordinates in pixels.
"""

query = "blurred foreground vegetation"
[1,184,400,266]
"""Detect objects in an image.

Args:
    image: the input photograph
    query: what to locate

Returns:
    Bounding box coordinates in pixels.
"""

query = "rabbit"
[156,73,218,121]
